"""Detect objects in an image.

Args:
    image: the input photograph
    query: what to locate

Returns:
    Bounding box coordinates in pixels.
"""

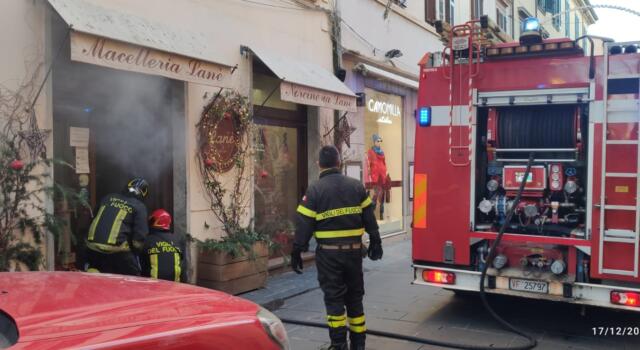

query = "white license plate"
[509,278,548,294]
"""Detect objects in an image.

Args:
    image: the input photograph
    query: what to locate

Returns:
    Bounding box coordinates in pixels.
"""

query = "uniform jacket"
[86,193,148,253]
[294,168,381,249]
[140,229,187,282]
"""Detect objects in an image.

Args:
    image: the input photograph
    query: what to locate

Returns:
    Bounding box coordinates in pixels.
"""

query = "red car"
[0,272,289,349]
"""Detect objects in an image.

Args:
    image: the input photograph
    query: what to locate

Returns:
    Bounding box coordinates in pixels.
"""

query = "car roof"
[0,272,259,342]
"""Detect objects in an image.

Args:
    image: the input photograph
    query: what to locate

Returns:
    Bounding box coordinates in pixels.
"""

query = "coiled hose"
[281,154,537,350]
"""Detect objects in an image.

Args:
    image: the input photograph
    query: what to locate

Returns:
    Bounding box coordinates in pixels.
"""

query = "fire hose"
[281,154,538,349]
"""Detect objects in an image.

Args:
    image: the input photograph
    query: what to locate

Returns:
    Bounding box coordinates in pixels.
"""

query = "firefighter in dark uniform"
[140,209,187,282]
[291,146,383,350]
[85,178,149,276]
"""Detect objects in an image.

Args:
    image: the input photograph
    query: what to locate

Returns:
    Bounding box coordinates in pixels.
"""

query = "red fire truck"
[412,17,640,311]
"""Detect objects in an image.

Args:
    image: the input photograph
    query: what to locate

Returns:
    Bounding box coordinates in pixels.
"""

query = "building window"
[449,0,455,25]
[537,0,546,13]
[496,3,510,36]
[551,0,561,30]
[363,88,404,235]
[565,0,570,37]
[575,14,580,39]
[472,0,484,19]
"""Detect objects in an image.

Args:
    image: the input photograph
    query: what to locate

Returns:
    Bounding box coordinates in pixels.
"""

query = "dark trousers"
[87,249,141,276]
[316,247,366,346]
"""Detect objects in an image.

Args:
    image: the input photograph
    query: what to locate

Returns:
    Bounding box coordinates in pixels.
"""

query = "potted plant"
[195,90,269,295]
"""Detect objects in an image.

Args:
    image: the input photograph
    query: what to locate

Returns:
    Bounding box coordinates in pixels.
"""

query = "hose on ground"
[281,153,537,349]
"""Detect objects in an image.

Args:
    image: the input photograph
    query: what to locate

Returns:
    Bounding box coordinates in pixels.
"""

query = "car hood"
[0,272,260,342]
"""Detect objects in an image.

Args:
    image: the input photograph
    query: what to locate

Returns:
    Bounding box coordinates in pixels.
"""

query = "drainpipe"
[330,0,344,150]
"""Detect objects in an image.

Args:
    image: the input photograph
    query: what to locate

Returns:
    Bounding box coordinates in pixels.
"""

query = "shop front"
[47,0,235,269]
[247,46,357,263]
[342,57,419,237]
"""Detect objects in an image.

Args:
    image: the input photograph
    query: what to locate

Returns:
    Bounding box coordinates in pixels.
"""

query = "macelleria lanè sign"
[70,31,232,87]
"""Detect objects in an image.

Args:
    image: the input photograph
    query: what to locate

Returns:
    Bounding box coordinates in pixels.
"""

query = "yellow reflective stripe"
[107,209,128,244]
[327,314,347,328]
[314,228,364,239]
[360,197,372,208]
[316,206,362,221]
[348,315,366,325]
[85,240,130,253]
[296,205,317,218]
[174,253,181,282]
[150,254,158,279]
[87,206,106,241]
[349,324,366,333]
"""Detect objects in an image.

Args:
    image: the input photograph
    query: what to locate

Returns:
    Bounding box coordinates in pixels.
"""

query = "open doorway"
[51,32,184,270]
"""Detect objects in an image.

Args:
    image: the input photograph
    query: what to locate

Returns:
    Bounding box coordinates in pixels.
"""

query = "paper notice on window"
[75,147,90,174]
[70,127,90,147]
[346,164,361,181]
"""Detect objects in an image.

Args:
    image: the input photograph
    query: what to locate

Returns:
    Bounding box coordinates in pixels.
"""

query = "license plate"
[509,278,548,294]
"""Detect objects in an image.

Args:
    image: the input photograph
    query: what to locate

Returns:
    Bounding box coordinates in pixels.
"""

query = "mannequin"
[367,134,388,220]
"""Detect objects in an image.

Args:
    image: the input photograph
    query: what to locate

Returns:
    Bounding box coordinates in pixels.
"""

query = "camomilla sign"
[70,31,232,87]
[365,90,402,124]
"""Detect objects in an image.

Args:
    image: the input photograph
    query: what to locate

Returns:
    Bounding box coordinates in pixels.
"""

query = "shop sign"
[70,31,232,87]
[365,89,403,125]
[280,82,357,112]
[201,116,240,173]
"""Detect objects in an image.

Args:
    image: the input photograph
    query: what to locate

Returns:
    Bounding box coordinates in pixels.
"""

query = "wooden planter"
[196,242,268,295]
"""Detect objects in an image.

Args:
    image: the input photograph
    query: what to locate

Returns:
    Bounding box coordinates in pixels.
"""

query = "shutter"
[425,0,436,24]
[445,0,451,24]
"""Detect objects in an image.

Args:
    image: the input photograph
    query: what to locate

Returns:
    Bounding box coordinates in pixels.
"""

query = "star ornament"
[337,117,356,148]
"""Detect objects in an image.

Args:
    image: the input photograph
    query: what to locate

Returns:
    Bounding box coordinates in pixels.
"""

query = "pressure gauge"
[552,180,561,189]
[564,180,578,194]
[487,179,499,192]
[551,165,561,173]
[551,260,566,275]
[551,173,560,181]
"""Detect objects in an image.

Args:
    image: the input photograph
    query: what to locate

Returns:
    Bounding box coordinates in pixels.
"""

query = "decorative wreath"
[197,90,251,173]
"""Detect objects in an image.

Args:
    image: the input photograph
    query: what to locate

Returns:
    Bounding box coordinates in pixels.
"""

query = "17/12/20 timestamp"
[592,327,640,336]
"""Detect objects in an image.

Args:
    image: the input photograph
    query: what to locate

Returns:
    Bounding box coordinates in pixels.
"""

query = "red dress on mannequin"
[367,148,387,219]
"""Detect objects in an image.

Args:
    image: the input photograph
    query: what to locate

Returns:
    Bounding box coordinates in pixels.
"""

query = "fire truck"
[412,17,640,311]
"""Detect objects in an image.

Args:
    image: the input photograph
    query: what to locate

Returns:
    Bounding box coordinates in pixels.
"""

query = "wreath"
[198,90,251,173]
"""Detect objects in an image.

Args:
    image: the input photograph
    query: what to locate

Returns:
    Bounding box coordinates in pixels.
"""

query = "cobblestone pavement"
[243,237,640,349]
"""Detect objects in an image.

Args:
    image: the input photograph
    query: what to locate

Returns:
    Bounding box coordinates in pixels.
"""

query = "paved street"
[252,237,640,350]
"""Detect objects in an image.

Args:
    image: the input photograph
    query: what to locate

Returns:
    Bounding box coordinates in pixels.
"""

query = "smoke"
[54,59,183,213]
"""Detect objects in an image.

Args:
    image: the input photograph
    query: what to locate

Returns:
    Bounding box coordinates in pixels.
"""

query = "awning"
[247,46,357,112]
[48,0,234,87]
[354,63,419,90]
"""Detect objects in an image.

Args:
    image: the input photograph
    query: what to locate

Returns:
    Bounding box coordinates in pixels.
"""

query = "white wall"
[339,0,443,77]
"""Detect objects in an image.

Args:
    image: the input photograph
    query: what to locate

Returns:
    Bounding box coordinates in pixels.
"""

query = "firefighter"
[140,209,187,282]
[291,145,383,350]
[85,178,149,276]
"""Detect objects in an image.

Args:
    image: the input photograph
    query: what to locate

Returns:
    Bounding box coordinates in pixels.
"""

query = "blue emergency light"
[523,17,540,32]
[417,107,431,127]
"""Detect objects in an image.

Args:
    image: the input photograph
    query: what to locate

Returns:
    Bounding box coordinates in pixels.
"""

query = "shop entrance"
[52,52,184,269]
[253,106,308,259]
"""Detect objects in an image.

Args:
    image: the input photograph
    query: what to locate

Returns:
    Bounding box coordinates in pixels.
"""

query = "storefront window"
[363,88,404,234]
[254,124,299,257]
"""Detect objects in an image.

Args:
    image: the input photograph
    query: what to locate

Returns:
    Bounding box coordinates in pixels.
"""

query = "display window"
[362,88,404,234]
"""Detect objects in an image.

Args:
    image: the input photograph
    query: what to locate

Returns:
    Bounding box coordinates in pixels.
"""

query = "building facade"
[1,0,348,279]
[439,0,597,42]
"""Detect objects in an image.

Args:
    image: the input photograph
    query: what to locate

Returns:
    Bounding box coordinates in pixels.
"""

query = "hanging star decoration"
[336,116,357,148]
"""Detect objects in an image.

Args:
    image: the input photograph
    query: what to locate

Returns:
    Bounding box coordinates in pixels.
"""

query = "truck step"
[605,172,638,178]
[606,140,638,145]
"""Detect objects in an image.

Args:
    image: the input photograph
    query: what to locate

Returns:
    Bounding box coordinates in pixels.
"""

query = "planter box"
[197,242,268,295]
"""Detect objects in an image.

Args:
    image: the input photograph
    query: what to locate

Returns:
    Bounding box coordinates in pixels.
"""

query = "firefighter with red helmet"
[291,146,383,350]
[140,209,187,283]
[85,178,149,276]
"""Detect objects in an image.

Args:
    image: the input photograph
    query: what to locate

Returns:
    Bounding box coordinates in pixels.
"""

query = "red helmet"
[149,209,172,231]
